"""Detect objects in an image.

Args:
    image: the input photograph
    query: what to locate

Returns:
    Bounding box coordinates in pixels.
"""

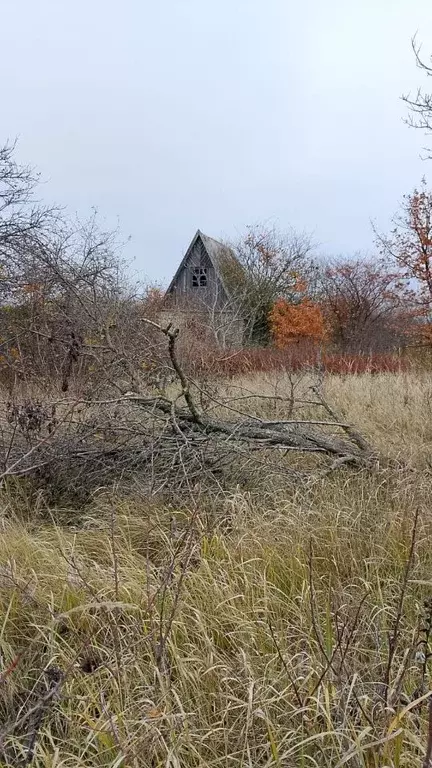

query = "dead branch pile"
[0,319,377,503]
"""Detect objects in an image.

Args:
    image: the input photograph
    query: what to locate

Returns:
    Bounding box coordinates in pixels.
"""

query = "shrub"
[178,340,409,378]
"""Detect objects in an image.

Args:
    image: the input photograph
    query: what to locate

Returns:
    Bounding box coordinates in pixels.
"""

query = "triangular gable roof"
[166,229,240,299]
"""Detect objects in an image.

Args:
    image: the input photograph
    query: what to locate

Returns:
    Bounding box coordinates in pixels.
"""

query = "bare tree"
[221,224,315,345]
[402,37,432,158]
[172,282,246,350]
[0,210,132,390]
[374,179,432,307]
[318,256,415,353]
[0,141,60,300]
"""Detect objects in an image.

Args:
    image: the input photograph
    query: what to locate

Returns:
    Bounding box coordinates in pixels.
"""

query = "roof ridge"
[165,229,239,299]
[200,231,230,248]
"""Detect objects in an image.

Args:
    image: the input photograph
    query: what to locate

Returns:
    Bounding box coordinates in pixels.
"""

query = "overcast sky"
[2,0,432,283]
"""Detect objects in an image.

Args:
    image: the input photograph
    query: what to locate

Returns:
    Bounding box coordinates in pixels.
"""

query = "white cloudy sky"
[2,0,432,282]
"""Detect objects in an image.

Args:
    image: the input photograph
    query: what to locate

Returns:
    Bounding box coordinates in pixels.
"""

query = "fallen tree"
[0,317,377,503]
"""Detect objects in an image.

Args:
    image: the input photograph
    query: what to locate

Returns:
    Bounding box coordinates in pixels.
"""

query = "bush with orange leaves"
[376,178,432,346]
[269,297,327,348]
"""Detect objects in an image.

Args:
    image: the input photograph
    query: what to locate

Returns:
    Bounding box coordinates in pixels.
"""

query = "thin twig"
[382,507,420,705]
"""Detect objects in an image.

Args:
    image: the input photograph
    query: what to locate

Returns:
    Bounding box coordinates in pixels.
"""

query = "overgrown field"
[1,373,432,767]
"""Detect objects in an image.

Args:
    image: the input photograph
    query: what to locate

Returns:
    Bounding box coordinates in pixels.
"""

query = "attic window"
[192,267,207,287]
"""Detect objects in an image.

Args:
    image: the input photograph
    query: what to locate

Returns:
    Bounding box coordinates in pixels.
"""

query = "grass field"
[1,372,432,767]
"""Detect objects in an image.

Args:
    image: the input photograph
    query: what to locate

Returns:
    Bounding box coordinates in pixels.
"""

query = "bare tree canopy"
[222,224,315,344]
[374,178,432,313]
[0,141,58,267]
[319,257,414,353]
[402,36,432,157]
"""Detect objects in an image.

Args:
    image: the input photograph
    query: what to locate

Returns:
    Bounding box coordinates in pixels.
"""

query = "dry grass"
[0,372,432,766]
[227,370,432,465]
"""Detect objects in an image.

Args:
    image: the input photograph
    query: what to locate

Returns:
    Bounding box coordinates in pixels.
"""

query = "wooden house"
[164,230,244,346]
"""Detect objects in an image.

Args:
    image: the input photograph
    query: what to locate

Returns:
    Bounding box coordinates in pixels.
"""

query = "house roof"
[166,229,240,299]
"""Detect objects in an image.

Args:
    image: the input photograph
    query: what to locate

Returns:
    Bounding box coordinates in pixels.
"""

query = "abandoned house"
[164,230,245,346]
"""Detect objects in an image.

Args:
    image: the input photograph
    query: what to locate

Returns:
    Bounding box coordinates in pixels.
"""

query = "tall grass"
[185,344,408,378]
[1,373,432,766]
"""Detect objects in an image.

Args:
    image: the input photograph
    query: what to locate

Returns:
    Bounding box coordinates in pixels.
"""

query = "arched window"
[192,267,207,287]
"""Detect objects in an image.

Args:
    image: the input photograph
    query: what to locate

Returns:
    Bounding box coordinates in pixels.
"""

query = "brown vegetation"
[1,372,432,765]
[1,141,432,766]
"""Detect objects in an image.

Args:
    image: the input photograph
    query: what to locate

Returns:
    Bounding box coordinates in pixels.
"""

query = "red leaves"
[0,654,21,684]
[378,178,432,305]
[183,346,408,377]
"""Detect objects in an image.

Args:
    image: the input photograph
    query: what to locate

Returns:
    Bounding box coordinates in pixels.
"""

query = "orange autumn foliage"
[269,298,327,348]
[378,178,432,306]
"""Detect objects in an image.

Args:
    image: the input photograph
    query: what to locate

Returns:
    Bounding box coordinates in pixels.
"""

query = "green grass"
[1,373,432,766]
